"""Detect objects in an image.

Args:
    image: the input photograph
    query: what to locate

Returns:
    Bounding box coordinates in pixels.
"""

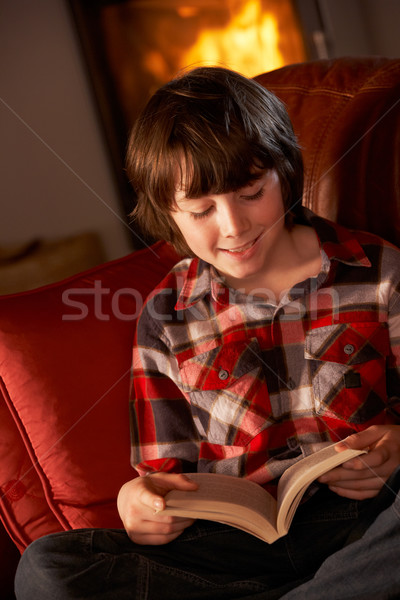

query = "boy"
[16,67,400,599]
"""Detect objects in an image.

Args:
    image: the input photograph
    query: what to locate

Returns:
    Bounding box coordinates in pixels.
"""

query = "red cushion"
[0,388,61,553]
[0,241,179,550]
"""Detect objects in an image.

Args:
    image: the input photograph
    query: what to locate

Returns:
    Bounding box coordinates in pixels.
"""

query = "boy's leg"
[14,523,295,600]
[14,487,375,600]
[281,467,400,600]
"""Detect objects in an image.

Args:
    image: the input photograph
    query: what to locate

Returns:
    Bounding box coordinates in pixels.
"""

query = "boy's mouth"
[221,233,262,255]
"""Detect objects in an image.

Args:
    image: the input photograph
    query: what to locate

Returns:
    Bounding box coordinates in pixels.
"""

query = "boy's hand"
[318,425,400,500]
[117,472,198,545]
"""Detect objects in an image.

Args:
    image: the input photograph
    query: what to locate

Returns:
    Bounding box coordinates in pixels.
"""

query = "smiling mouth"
[222,234,261,254]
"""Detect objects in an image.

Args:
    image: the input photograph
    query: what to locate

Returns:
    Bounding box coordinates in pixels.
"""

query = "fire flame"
[100,0,306,126]
[179,0,291,77]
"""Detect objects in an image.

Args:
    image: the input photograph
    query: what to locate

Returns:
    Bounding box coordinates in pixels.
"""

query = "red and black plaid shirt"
[130,211,400,490]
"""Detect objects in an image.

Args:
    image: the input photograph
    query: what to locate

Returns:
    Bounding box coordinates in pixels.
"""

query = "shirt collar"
[175,259,231,310]
[175,208,371,310]
[304,208,371,267]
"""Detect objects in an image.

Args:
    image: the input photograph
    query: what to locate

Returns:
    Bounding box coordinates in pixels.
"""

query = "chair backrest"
[256,57,400,247]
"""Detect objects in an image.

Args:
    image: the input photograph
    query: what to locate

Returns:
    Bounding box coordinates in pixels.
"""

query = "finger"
[319,463,374,483]
[340,451,387,472]
[335,425,383,452]
[320,460,393,485]
[128,517,195,545]
[329,485,380,500]
[148,472,199,494]
[135,484,165,512]
[328,475,384,491]
[142,473,198,512]
[334,442,393,474]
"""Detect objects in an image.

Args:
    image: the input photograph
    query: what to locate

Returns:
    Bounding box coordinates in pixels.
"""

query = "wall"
[0,0,133,263]
[363,0,400,57]
[298,0,400,59]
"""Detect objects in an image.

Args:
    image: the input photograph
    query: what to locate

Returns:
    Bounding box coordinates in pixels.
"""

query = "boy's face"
[171,168,290,293]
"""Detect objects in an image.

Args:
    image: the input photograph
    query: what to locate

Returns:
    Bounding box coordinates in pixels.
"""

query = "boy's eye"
[188,184,264,219]
[191,206,213,220]
[242,187,264,201]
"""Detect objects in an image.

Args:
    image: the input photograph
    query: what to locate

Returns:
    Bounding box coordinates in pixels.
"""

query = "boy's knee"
[15,532,78,600]
[15,536,51,599]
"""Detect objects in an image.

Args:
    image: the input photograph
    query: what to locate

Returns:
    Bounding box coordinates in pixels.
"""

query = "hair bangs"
[172,124,271,202]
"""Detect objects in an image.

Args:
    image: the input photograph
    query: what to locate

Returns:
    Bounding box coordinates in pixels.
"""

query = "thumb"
[336,427,378,451]
[149,472,199,492]
[145,473,198,512]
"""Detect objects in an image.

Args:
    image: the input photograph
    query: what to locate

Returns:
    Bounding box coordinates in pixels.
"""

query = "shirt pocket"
[178,339,271,445]
[305,321,390,424]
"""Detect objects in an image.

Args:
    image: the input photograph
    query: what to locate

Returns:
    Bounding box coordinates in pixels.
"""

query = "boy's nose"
[218,200,250,238]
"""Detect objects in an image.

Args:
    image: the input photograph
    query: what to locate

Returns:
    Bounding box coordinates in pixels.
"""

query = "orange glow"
[99,0,306,127]
[179,0,292,77]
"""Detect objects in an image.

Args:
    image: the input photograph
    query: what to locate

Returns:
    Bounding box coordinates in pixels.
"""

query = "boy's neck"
[222,224,322,300]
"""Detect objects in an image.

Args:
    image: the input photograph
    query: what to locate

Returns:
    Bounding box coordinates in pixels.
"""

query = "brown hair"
[126,66,303,255]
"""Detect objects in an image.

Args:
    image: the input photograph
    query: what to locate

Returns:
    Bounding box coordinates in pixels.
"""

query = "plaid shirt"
[130,211,400,490]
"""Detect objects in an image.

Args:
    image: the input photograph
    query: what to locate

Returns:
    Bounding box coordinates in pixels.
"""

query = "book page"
[276,444,366,535]
[163,472,279,542]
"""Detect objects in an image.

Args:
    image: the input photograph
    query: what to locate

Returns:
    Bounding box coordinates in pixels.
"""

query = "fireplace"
[69,0,307,246]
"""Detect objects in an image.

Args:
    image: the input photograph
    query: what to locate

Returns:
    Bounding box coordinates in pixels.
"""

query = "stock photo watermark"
[61,281,344,322]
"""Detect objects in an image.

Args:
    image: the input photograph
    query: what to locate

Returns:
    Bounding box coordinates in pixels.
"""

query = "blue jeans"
[15,470,400,600]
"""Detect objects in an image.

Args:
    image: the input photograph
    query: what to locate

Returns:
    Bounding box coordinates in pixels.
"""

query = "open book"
[161,443,366,544]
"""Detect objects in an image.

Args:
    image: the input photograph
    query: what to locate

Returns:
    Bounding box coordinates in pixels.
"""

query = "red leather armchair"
[1,57,399,598]
[256,57,400,247]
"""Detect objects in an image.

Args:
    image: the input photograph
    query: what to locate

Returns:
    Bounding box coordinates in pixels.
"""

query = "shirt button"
[287,377,295,390]
[218,369,229,380]
[344,344,355,355]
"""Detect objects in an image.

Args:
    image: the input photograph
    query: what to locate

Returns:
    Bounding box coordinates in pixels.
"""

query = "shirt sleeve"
[129,298,200,476]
